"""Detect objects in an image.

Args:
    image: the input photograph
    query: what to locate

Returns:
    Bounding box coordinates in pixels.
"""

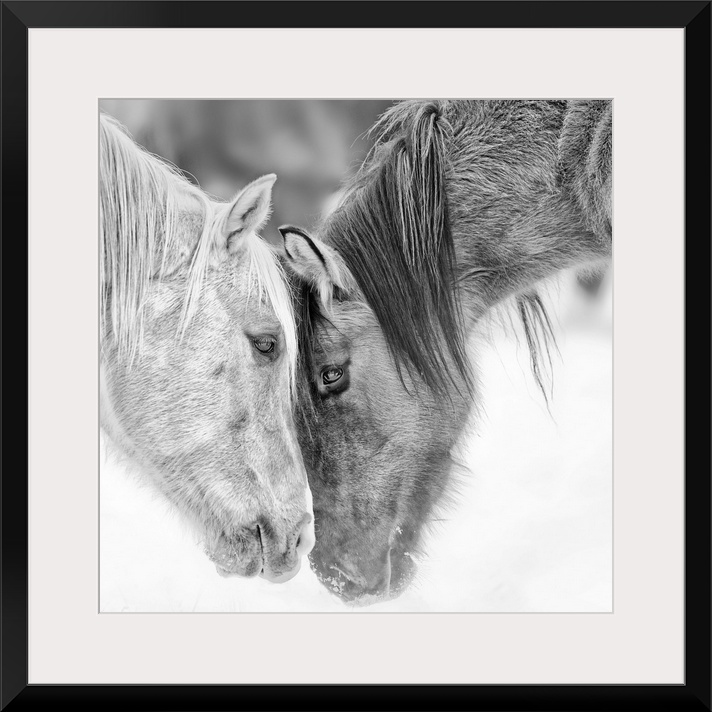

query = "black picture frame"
[2,2,709,710]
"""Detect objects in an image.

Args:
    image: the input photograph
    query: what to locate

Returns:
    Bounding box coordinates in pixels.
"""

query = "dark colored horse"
[281,100,612,604]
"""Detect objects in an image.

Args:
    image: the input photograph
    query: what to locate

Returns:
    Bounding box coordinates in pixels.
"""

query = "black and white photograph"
[99,99,613,613]
[13,5,706,706]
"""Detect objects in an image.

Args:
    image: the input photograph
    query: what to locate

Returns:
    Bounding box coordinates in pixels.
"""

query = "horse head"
[100,115,314,582]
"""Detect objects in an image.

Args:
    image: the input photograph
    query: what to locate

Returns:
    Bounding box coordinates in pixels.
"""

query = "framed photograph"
[5,1,709,709]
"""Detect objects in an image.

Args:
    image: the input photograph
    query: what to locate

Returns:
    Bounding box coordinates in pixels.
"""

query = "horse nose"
[259,513,314,583]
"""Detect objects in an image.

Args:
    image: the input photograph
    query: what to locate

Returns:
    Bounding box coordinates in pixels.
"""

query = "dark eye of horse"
[253,338,275,354]
[322,366,343,385]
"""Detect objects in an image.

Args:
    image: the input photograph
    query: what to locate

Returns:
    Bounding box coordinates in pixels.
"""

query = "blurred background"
[100,99,394,242]
[100,100,612,612]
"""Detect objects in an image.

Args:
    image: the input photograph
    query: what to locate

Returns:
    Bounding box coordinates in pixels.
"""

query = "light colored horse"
[282,99,612,602]
[100,114,314,582]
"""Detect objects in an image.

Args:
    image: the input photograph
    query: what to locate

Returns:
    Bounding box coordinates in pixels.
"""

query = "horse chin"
[309,548,417,606]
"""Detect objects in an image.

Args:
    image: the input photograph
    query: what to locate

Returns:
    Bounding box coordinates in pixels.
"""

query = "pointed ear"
[223,173,276,253]
[279,225,353,306]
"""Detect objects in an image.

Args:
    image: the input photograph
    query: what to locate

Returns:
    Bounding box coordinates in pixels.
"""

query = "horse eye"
[253,338,275,354]
[322,366,343,385]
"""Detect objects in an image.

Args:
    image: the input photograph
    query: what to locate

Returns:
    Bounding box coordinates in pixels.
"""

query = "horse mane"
[315,99,562,402]
[319,100,471,398]
[100,113,297,390]
[515,290,558,404]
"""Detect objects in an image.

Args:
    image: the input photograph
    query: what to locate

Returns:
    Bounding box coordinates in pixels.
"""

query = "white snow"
[100,272,612,612]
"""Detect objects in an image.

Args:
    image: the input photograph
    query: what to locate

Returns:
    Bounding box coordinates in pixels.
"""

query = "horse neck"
[452,194,609,330]
[446,103,611,328]
[100,361,136,462]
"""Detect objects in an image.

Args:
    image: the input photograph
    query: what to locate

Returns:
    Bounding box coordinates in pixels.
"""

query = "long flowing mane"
[319,101,470,397]
[314,100,561,401]
[100,113,297,387]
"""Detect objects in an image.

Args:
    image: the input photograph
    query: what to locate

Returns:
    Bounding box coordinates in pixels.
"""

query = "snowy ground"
[100,272,612,613]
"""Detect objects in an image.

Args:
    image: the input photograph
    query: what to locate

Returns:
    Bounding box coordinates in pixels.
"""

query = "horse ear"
[279,225,352,306]
[223,173,276,253]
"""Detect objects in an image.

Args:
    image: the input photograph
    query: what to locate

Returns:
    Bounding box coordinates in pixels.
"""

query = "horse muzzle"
[208,512,314,582]
[309,545,416,605]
